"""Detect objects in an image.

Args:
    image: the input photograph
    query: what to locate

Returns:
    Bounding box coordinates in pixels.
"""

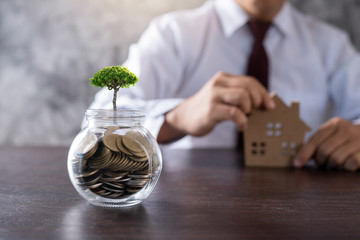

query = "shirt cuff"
[143,98,185,139]
[352,119,360,125]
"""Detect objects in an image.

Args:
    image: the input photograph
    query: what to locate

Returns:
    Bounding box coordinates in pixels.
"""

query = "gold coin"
[126,187,142,194]
[125,131,153,156]
[128,155,148,162]
[77,169,100,178]
[88,182,102,189]
[122,131,147,156]
[103,134,120,152]
[116,136,133,155]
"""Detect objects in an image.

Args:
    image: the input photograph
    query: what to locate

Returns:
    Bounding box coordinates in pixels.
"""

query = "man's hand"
[294,117,360,172]
[157,71,275,143]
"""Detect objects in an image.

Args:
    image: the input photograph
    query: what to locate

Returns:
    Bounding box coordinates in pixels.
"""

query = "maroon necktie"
[246,19,272,88]
[237,20,271,150]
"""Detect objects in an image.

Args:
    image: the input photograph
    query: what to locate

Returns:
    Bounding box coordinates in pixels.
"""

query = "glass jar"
[67,109,162,207]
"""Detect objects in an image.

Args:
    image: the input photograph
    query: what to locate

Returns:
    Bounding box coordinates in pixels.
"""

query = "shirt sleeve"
[88,15,187,138]
[327,33,360,123]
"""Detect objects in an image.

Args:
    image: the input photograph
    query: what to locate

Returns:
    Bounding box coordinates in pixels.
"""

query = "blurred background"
[1,0,359,146]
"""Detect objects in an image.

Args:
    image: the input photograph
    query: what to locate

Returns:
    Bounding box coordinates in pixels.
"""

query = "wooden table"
[0,146,359,240]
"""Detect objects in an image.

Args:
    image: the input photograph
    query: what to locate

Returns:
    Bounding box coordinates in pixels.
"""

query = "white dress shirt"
[89,0,360,149]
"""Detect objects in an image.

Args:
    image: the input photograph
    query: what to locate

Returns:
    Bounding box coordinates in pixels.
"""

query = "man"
[89,0,360,171]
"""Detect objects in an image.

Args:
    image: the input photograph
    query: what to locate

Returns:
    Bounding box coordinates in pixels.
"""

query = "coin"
[116,136,134,156]
[126,179,148,187]
[102,175,126,182]
[83,173,102,186]
[75,134,98,159]
[103,171,128,178]
[122,131,147,157]
[91,188,106,195]
[103,182,125,189]
[88,144,113,169]
[88,182,102,190]
[116,177,132,183]
[128,174,152,179]
[107,192,124,198]
[102,185,125,193]
[133,169,151,175]
[128,155,148,162]
[77,169,100,179]
[98,191,112,197]
[103,134,120,152]
[125,187,142,194]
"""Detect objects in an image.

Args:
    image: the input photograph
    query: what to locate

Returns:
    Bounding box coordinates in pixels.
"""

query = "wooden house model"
[244,94,311,168]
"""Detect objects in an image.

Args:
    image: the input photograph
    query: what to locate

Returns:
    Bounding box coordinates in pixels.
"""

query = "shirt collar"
[214,0,249,38]
[272,2,297,39]
[215,0,297,39]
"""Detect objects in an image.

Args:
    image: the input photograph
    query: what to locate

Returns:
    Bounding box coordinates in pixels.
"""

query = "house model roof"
[243,94,311,168]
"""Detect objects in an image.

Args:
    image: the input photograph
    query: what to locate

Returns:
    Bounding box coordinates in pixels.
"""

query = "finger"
[241,77,275,110]
[260,88,276,110]
[215,87,252,114]
[212,72,246,87]
[294,122,338,168]
[212,73,275,110]
[212,104,248,131]
[327,139,358,168]
[344,152,360,172]
[315,128,347,167]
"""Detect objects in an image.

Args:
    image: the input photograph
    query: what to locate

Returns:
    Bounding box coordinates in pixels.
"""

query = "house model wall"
[244,94,311,168]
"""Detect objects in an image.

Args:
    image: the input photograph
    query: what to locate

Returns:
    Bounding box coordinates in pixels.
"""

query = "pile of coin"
[74,130,157,198]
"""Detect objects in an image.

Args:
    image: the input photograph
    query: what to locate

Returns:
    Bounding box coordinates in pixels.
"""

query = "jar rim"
[86,109,145,119]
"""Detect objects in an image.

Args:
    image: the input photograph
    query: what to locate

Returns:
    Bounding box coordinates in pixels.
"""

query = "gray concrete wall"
[1,0,359,146]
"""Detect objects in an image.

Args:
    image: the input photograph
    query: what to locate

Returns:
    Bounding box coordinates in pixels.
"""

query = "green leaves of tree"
[90,66,139,90]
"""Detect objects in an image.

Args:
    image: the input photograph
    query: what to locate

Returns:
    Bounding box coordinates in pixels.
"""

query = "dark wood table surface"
[0,146,359,240]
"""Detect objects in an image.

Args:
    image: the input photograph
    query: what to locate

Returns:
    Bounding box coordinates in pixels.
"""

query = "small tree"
[90,66,139,111]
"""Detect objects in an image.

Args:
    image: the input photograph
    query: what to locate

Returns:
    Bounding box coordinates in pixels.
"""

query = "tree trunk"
[113,88,117,111]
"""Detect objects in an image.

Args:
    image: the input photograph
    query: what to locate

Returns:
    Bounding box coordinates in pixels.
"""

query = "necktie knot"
[248,19,272,43]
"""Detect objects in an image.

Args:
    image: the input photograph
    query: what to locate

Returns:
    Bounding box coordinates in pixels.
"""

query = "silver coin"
[106,192,125,198]
[116,177,132,183]
[102,185,125,193]
[83,173,102,186]
[101,175,126,182]
[128,174,152,179]
[126,179,148,187]
[75,134,98,159]
[103,182,125,189]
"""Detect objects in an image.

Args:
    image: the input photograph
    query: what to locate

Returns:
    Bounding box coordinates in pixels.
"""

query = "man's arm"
[294,32,360,172]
